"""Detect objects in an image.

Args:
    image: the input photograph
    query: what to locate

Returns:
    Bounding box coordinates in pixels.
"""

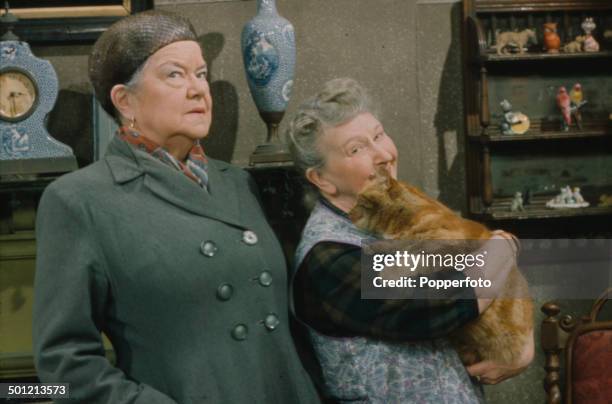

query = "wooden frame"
[8,1,152,43]
[541,288,612,404]
[11,1,132,19]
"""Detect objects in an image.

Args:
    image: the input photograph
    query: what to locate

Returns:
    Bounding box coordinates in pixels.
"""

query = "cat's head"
[349,168,404,236]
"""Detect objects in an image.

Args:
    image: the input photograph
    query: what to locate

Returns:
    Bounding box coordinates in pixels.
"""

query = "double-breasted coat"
[33,136,320,404]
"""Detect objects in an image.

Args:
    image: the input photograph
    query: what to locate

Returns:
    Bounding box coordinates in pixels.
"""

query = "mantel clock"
[0,4,76,176]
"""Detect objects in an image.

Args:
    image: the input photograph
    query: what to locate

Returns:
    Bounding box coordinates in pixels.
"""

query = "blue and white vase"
[241,0,295,163]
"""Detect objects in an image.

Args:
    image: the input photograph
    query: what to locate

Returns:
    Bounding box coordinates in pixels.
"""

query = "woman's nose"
[372,142,393,164]
[187,75,209,99]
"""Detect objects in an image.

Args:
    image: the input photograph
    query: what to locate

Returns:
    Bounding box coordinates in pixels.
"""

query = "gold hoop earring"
[130,117,136,129]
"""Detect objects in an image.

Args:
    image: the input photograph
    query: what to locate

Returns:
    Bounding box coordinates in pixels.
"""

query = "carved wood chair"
[541,288,612,404]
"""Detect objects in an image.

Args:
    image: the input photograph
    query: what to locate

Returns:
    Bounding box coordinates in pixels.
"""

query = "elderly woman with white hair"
[287,78,533,403]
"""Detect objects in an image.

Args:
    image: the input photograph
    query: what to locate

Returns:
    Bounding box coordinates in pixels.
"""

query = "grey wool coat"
[33,136,320,404]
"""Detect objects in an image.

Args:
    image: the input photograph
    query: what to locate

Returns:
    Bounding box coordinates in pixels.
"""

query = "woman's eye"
[196,71,208,80]
[374,132,384,141]
[349,145,363,155]
[168,71,182,78]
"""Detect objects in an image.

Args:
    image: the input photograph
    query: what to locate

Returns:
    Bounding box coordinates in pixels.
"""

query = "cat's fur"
[349,171,533,366]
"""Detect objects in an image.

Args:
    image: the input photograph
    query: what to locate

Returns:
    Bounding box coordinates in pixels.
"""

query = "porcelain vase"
[241,0,296,163]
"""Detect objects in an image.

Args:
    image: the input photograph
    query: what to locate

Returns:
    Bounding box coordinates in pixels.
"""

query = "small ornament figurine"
[522,188,532,205]
[510,192,525,212]
[581,17,600,52]
[562,35,585,53]
[581,17,596,35]
[499,99,530,135]
[599,194,612,207]
[583,35,600,52]
[543,22,561,53]
[572,187,585,204]
[546,185,589,208]
[556,87,572,131]
[495,29,537,55]
[569,83,587,129]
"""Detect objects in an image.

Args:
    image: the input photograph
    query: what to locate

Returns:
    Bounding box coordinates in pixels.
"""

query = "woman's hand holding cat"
[466,232,519,313]
[466,328,534,384]
[490,230,520,254]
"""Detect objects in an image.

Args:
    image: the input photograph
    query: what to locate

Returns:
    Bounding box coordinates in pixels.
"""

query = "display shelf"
[472,196,612,220]
[469,125,612,142]
[478,50,612,63]
[473,0,612,14]
[462,0,612,223]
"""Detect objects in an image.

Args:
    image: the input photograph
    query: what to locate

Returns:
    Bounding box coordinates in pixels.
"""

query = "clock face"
[0,69,39,122]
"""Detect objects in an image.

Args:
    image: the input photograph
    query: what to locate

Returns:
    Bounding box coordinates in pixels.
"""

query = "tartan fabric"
[118,126,209,189]
[293,241,479,341]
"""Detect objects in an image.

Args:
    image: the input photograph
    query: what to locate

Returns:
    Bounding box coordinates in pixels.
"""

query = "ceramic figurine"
[510,192,525,212]
[543,22,561,53]
[583,34,600,52]
[572,187,585,204]
[569,83,587,129]
[562,35,585,53]
[581,17,596,36]
[499,99,530,135]
[495,29,537,55]
[522,188,532,205]
[581,17,600,52]
[546,185,589,208]
[598,194,612,207]
[556,87,571,131]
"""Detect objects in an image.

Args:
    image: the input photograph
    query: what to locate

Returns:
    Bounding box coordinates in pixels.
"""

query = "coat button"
[264,314,279,331]
[231,324,248,341]
[258,271,273,287]
[200,240,218,257]
[216,283,233,301]
[242,230,258,245]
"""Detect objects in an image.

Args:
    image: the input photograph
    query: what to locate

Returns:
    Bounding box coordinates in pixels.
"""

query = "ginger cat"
[349,171,533,366]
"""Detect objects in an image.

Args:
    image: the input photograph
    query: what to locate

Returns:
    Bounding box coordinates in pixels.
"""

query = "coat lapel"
[105,136,244,228]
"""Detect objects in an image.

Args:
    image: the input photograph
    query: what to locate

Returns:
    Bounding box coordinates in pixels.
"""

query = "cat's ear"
[305,167,337,195]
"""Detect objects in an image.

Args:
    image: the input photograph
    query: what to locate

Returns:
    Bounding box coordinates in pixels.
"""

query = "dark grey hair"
[113,62,147,125]
[124,62,147,91]
[88,10,198,123]
[286,78,376,176]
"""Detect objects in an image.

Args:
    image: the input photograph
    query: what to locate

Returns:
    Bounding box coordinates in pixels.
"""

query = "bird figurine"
[557,86,572,131]
[570,83,582,105]
[569,83,584,129]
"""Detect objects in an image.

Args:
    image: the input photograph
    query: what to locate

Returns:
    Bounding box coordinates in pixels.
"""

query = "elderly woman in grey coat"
[287,78,534,403]
[33,10,319,404]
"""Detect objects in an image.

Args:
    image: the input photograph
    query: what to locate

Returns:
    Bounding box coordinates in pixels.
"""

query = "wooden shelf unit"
[461,0,612,225]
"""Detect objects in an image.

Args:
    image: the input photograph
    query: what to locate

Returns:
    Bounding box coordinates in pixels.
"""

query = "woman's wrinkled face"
[312,112,398,209]
[129,40,212,144]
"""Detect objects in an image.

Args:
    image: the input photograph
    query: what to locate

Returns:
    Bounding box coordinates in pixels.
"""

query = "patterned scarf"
[118,126,209,190]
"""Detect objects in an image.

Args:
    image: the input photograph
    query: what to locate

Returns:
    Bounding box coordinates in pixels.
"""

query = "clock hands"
[7,91,28,117]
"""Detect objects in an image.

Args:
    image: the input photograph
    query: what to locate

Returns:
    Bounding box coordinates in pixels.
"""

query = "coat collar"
[104,136,243,228]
